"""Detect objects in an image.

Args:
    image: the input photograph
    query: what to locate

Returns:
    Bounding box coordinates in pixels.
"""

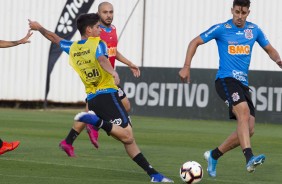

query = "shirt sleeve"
[95,40,108,59]
[59,39,73,55]
[200,24,222,43]
[256,27,270,48]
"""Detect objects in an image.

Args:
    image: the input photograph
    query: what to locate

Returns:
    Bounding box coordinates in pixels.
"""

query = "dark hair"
[76,13,100,35]
[233,0,251,8]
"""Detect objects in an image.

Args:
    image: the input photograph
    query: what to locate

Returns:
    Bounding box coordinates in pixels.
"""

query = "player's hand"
[129,63,140,78]
[276,60,282,69]
[112,71,120,85]
[28,19,42,31]
[19,30,33,44]
[179,67,191,83]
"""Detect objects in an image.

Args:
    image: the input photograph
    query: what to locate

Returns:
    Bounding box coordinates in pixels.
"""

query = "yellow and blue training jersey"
[60,37,118,100]
[200,19,269,86]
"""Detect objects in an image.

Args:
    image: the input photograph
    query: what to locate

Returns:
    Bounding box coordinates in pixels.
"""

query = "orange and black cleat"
[0,141,20,155]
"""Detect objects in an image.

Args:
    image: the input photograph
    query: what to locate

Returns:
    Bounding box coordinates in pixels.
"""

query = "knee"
[249,128,255,137]
[121,134,135,144]
[73,121,86,133]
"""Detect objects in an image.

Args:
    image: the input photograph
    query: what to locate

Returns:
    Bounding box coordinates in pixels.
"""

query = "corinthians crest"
[244,29,253,39]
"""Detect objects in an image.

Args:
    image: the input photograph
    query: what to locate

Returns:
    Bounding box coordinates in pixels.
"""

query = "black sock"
[243,148,254,163]
[211,147,223,160]
[96,120,112,133]
[133,153,158,176]
[91,125,99,131]
[65,129,79,145]
[0,139,3,148]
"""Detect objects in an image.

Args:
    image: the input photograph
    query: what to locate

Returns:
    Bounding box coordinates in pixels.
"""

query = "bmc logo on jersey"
[228,45,250,55]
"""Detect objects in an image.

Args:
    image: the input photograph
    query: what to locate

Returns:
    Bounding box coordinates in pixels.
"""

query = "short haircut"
[76,13,100,35]
[98,2,112,12]
[233,0,251,8]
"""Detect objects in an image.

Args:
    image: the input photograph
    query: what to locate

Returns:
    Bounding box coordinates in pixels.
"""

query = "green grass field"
[0,108,281,184]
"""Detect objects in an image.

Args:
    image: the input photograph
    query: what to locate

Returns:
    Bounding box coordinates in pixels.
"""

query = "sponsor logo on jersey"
[228,41,239,44]
[83,68,100,79]
[108,47,117,57]
[77,60,91,66]
[232,70,247,82]
[236,31,244,35]
[244,29,253,39]
[248,24,255,29]
[224,23,232,28]
[205,25,220,37]
[228,45,250,55]
[73,49,90,57]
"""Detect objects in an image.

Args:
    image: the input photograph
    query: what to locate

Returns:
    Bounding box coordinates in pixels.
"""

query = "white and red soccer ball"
[179,161,203,184]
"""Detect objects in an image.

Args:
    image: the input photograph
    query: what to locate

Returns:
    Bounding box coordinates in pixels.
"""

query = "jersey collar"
[99,24,113,33]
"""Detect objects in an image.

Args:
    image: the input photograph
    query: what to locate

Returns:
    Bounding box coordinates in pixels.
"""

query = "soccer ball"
[179,161,203,184]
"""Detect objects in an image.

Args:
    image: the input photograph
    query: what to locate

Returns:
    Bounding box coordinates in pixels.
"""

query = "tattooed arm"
[28,19,62,45]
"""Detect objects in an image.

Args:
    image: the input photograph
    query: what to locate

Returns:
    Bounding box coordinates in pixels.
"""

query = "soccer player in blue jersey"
[179,0,282,178]
[29,13,173,183]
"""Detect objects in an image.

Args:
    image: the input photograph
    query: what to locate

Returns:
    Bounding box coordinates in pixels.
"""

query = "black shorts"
[87,92,131,128]
[85,85,126,103]
[215,77,255,120]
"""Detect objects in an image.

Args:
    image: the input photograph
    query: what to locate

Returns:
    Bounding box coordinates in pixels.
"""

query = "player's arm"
[116,50,140,77]
[98,55,120,85]
[97,41,120,84]
[28,19,62,45]
[179,36,204,83]
[263,44,282,69]
[0,30,32,48]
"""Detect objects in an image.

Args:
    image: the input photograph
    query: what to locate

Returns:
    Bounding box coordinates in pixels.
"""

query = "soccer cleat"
[0,141,20,155]
[246,154,266,173]
[74,111,100,126]
[86,124,99,149]
[204,150,218,177]
[59,140,75,157]
[150,173,174,183]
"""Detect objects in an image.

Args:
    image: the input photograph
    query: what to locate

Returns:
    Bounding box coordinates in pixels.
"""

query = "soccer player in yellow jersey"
[29,13,173,183]
[0,30,32,155]
[60,2,141,154]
